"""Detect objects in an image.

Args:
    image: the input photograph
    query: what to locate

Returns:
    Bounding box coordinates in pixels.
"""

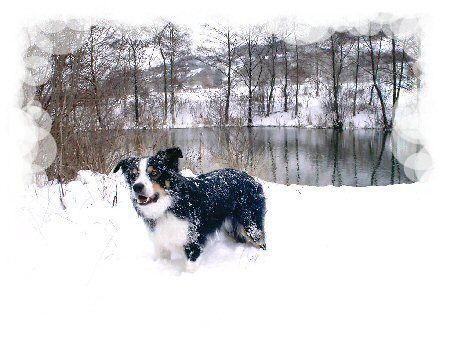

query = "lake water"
[117,127,415,187]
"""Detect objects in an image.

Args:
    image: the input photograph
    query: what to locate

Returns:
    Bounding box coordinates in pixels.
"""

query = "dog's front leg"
[185,258,201,273]
[184,242,201,261]
[184,242,202,272]
[153,243,171,261]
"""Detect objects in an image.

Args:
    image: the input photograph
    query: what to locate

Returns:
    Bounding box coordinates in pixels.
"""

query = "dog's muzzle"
[136,193,159,205]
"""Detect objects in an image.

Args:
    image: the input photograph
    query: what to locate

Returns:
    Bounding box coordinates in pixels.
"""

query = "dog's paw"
[153,248,171,261]
[184,259,200,273]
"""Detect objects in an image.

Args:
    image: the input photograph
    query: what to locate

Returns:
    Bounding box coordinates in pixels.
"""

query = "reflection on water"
[117,127,414,187]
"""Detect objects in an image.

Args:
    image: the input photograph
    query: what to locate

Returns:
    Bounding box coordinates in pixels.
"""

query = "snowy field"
[3,166,447,338]
[14,169,308,275]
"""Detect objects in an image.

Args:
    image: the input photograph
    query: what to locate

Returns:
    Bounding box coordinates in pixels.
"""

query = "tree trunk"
[248,87,253,126]
[169,53,175,125]
[132,45,139,125]
[374,83,387,127]
[267,36,277,116]
[283,41,288,113]
[89,27,102,126]
[392,38,397,107]
[267,56,276,116]
[294,43,300,117]
[352,37,360,117]
[247,39,253,126]
[392,46,406,125]
[397,49,406,100]
[267,74,275,115]
[330,36,341,129]
[160,47,168,124]
[224,31,231,125]
[169,27,175,126]
[369,37,382,107]
[368,35,388,129]
[315,43,320,96]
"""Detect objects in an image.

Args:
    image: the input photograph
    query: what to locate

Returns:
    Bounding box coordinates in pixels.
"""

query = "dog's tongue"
[138,195,148,203]
[137,194,159,204]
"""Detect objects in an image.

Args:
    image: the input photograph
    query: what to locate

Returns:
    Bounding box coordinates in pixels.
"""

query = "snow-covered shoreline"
[4,167,444,338]
[117,85,419,130]
[123,112,382,130]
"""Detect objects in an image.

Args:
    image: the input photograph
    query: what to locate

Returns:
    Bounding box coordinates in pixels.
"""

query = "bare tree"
[367,35,382,107]
[45,51,84,181]
[154,22,190,125]
[390,35,411,124]
[197,23,239,124]
[352,36,360,117]
[237,26,264,126]
[263,33,279,115]
[314,42,321,96]
[154,26,169,124]
[122,28,148,125]
[82,24,120,128]
[280,39,290,113]
[363,32,388,128]
[293,39,306,117]
[328,31,354,130]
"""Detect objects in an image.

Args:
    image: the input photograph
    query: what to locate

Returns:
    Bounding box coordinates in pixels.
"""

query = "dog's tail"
[239,224,266,250]
[223,217,266,250]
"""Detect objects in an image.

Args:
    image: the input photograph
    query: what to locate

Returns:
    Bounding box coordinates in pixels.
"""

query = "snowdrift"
[5,168,433,338]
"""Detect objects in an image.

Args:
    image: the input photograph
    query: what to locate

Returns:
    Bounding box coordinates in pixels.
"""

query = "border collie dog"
[114,147,266,270]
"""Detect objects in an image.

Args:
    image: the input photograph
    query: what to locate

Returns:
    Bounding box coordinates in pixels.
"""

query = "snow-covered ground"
[3,168,447,338]
[13,169,308,275]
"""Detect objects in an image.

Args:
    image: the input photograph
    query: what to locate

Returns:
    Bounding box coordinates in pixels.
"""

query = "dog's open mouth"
[136,193,159,205]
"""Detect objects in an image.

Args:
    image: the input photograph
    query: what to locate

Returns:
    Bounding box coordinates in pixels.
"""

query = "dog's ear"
[157,147,183,172]
[113,157,134,174]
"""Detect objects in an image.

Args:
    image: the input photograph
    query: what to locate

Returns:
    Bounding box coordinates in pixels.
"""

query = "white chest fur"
[151,212,190,255]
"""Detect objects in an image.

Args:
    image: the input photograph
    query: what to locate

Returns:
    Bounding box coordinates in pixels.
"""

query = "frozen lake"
[115,127,415,186]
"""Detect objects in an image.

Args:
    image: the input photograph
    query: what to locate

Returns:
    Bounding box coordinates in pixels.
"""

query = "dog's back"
[180,168,266,249]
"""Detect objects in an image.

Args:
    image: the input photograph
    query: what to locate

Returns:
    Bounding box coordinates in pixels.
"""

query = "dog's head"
[114,147,183,219]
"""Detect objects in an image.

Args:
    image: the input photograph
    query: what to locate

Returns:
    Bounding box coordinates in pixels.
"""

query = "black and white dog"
[114,147,266,270]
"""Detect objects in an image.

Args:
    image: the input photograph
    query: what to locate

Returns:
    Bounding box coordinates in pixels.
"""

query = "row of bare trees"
[27,21,192,180]
[321,30,418,129]
[24,20,419,180]
[197,25,418,129]
[30,21,419,131]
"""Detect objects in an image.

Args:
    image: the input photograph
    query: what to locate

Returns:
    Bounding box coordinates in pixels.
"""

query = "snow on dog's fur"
[114,147,266,271]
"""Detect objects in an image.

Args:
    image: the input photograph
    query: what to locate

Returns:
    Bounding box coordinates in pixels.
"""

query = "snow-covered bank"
[3,169,447,338]
[119,85,419,130]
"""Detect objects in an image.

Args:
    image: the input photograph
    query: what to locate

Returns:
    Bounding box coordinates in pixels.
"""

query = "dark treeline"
[23,19,420,181]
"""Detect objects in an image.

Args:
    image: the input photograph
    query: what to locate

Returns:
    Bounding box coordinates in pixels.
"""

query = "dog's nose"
[133,183,144,193]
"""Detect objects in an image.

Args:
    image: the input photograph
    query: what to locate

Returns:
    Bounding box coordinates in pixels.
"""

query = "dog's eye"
[148,168,159,178]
